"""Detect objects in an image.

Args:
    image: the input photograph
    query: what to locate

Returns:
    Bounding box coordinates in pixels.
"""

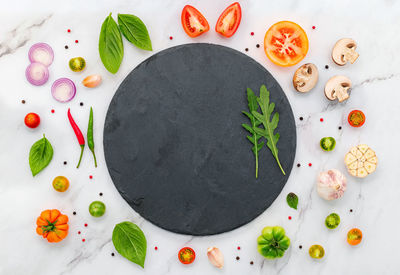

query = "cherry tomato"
[24,113,40,128]
[178,247,196,264]
[347,228,362,246]
[215,2,242,38]
[348,110,365,127]
[264,21,309,67]
[69,57,86,72]
[89,201,106,217]
[309,244,325,259]
[181,5,209,38]
[52,176,69,192]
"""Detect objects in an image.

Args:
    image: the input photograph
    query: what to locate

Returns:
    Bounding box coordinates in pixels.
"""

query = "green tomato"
[89,201,106,217]
[257,226,290,259]
[320,137,336,151]
[69,57,86,72]
[309,244,325,259]
[325,213,340,229]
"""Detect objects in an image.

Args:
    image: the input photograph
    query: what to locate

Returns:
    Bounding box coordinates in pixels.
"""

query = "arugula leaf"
[99,13,124,74]
[242,88,264,178]
[112,221,147,268]
[29,134,53,176]
[286,192,298,209]
[252,85,286,175]
[118,14,152,51]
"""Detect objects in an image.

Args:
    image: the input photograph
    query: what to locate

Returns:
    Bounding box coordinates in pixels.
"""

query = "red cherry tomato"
[24,113,40,128]
[215,2,242,38]
[348,110,365,127]
[181,5,209,38]
[178,247,196,264]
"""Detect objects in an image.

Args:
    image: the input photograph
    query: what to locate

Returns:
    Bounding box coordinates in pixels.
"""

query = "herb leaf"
[99,13,124,74]
[112,221,147,268]
[242,88,264,178]
[118,14,152,51]
[286,192,298,209]
[252,85,286,175]
[29,134,53,176]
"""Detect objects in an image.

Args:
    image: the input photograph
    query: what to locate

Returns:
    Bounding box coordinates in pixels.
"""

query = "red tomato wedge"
[181,5,210,37]
[215,2,242,37]
[264,21,309,67]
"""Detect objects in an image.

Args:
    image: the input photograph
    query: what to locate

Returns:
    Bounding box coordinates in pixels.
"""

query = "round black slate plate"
[104,43,296,235]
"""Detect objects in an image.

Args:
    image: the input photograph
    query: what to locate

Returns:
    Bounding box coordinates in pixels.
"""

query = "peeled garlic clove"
[207,247,224,269]
[82,74,102,88]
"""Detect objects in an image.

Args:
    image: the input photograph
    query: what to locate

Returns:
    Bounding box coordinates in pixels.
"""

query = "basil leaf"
[112,221,147,268]
[99,13,124,74]
[29,134,53,176]
[118,14,152,51]
[286,192,298,210]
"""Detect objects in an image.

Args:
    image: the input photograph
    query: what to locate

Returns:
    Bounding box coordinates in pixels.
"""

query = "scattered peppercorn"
[51,109,55,113]
[80,102,84,106]
[169,36,173,40]
[67,29,71,33]
[256,44,260,48]
[288,216,292,220]
[64,161,67,165]
[84,223,88,227]
[308,163,312,167]
[78,231,81,234]
[89,175,93,179]
[250,261,254,265]
[312,26,316,30]
[350,209,353,212]
[237,246,241,250]
[21,100,26,104]
[339,126,342,130]
[75,40,79,43]
[250,32,254,36]
[299,245,302,249]
[299,117,303,121]
[236,256,240,260]
[99,192,103,196]
[73,211,76,215]
[155,246,158,250]
[245,48,249,52]
[320,118,324,122]
[297,163,301,167]
[111,253,115,256]
[82,239,85,242]
[325,65,329,69]
[65,45,69,49]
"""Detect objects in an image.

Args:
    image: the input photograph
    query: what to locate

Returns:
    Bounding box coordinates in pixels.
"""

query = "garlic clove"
[82,74,102,88]
[207,247,224,269]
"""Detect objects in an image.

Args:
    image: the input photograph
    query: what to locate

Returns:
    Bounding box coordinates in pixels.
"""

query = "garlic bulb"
[207,247,224,268]
[317,169,347,200]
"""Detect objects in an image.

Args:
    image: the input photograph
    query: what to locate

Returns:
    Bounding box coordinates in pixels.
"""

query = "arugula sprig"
[252,85,286,175]
[242,88,265,178]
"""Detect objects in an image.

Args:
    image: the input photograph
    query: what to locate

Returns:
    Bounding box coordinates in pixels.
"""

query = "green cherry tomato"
[320,137,336,151]
[309,244,325,259]
[69,57,86,72]
[325,213,340,229]
[257,226,290,259]
[89,201,106,217]
[52,176,69,192]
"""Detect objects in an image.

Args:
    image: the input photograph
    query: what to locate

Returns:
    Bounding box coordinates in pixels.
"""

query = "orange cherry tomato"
[24,112,40,128]
[347,228,362,246]
[181,5,210,38]
[52,176,69,192]
[178,247,196,264]
[36,209,69,243]
[348,110,365,127]
[215,2,242,38]
[264,21,309,67]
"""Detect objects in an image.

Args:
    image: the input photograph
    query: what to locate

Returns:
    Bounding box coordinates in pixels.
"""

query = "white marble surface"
[1,0,400,274]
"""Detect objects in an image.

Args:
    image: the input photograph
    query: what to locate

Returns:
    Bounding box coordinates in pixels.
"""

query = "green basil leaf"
[112,221,147,268]
[29,134,53,176]
[286,192,298,210]
[99,13,124,74]
[118,14,152,51]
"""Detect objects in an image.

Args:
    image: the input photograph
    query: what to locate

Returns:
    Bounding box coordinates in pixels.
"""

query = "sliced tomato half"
[181,5,210,38]
[215,2,242,37]
[264,21,309,67]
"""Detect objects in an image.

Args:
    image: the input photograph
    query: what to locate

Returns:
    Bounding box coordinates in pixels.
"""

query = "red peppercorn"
[169,36,173,40]
[84,223,88,227]
[155,246,158,250]
[250,32,254,36]
[51,109,55,113]
[67,29,71,33]
[320,118,324,122]
[89,175,93,179]
[312,26,316,30]
[75,40,79,43]
[82,239,85,242]
[237,246,241,250]
[288,216,292,220]
[78,231,81,234]
[308,163,312,167]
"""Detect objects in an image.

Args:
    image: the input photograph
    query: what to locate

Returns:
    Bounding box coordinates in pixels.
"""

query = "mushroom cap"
[324,75,352,102]
[292,63,319,93]
[332,38,359,66]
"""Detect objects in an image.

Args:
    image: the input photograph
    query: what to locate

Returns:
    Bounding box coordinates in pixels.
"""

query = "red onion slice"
[28,43,54,67]
[25,62,49,86]
[51,78,76,102]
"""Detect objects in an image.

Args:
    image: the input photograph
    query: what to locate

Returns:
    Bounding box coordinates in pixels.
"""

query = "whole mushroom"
[332,38,359,66]
[293,63,319,93]
[324,75,352,102]
[317,169,347,200]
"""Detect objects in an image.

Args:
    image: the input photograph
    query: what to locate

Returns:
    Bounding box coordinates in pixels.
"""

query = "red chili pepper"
[68,108,85,168]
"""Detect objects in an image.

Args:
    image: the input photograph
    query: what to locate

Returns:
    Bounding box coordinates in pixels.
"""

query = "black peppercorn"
[65,45,69,49]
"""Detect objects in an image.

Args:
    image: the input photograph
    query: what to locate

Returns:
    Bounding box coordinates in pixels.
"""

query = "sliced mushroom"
[293,63,319,93]
[332,38,359,66]
[324,75,352,102]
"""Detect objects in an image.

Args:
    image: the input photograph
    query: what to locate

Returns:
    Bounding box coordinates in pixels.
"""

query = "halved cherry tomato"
[181,5,209,38]
[264,21,309,67]
[348,110,365,127]
[347,228,362,246]
[215,2,242,38]
[178,247,196,264]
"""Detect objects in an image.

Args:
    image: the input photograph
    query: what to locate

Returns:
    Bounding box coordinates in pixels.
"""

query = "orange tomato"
[347,228,362,246]
[264,21,309,67]
[36,209,69,243]
[52,176,69,192]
